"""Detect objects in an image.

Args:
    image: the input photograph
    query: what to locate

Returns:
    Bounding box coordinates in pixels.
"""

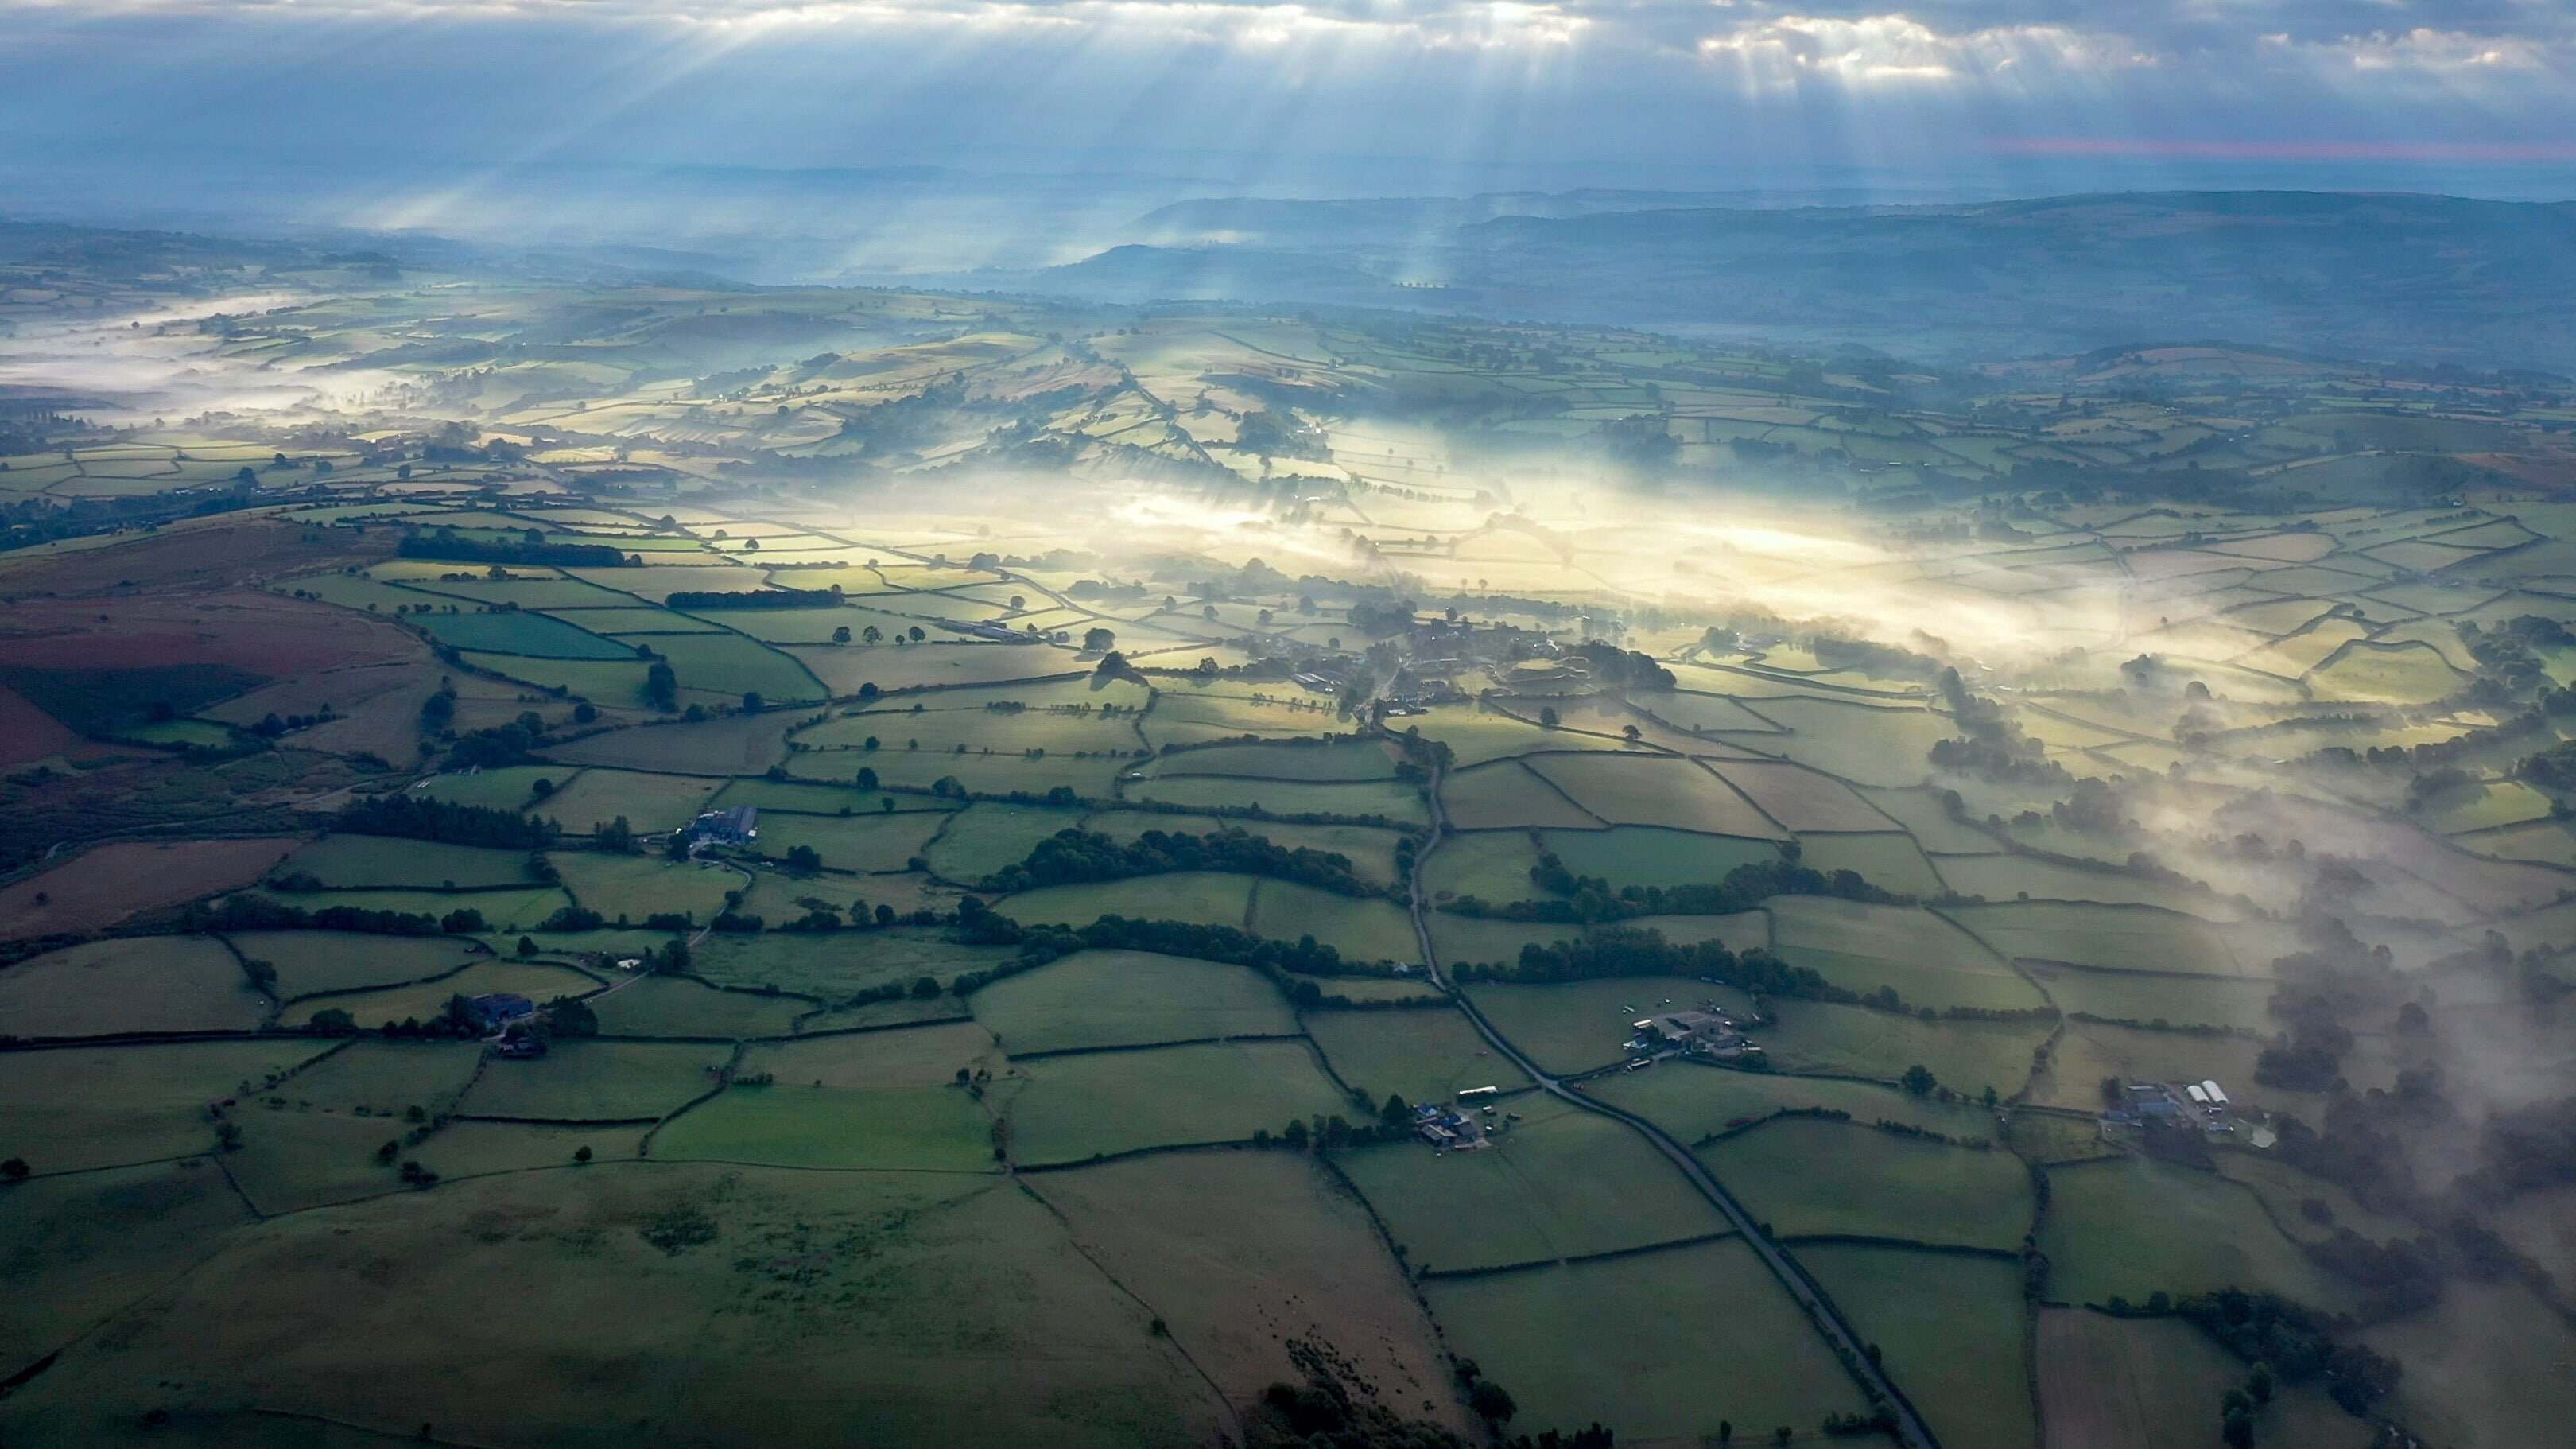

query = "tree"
[574,1145,593,1164]
[517,935,538,958]
[1468,1381,1516,1424]
[832,626,852,644]
[1084,626,1116,653]
[1538,706,1560,728]
[786,844,822,876]
[862,625,883,645]
[644,660,678,710]
[1900,1063,1938,1096]
[0,1157,28,1183]
[907,626,925,642]
[855,766,879,790]
[597,816,634,853]
[440,907,487,934]
[573,701,597,724]
[742,690,764,713]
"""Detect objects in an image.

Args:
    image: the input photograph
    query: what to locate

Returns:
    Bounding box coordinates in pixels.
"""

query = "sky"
[0,0,2569,257]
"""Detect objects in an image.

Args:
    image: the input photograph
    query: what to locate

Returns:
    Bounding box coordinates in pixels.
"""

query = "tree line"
[974,826,1386,898]
[1444,853,1907,924]
[336,794,561,850]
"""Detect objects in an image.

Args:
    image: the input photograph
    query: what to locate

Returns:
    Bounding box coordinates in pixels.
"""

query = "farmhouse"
[468,992,536,1029]
[691,805,759,845]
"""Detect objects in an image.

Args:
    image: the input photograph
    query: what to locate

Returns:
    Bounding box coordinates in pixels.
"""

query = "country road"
[1400,755,1940,1449]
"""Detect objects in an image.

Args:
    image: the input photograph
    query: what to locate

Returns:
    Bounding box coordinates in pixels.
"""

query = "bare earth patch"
[0,837,299,938]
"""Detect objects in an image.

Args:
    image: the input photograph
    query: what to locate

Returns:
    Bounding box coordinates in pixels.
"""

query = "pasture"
[1002,1039,1348,1164]
[0,935,264,1037]
[1338,1104,1728,1272]
[968,949,1296,1053]
[1422,1237,1868,1444]
[1800,1245,2035,1449]
[1697,1116,2033,1250]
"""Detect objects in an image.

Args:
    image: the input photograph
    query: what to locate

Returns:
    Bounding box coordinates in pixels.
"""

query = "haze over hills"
[986,192,2576,372]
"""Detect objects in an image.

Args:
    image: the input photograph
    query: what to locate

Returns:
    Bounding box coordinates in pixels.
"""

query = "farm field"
[1422,1237,1869,1443]
[1339,1103,1730,1272]
[1799,1245,2036,1449]
[1002,1039,1350,1164]
[968,949,1297,1052]
[2,262,2570,1445]
[1697,1116,2034,1249]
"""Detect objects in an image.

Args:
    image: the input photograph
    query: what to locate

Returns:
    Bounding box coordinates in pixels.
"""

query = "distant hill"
[1018,191,2576,372]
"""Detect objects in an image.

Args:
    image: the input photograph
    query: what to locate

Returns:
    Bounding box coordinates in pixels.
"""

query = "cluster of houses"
[1414,1086,1507,1151]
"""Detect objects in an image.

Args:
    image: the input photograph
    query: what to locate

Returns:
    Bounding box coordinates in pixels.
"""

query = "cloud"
[1696,13,2155,87]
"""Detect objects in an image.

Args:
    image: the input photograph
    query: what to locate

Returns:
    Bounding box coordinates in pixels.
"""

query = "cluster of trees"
[443,711,553,771]
[1928,667,2069,784]
[1450,854,1907,925]
[973,826,1382,897]
[2255,922,2400,1094]
[664,588,842,610]
[1454,925,1845,1004]
[2172,1289,2402,1416]
[1569,640,1675,691]
[188,894,486,937]
[337,795,560,850]
[396,530,632,568]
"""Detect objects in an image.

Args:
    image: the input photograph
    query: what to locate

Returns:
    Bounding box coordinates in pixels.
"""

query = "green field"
[223,930,486,1000]
[280,835,541,890]
[0,1041,329,1174]
[968,949,1296,1053]
[1003,1039,1348,1164]
[1588,1059,1994,1143]
[298,958,601,1030]
[1247,880,1422,963]
[1537,826,1783,888]
[750,809,951,873]
[457,1039,730,1121]
[1305,1007,1529,1105]
[0,1164,1222,1447]
[553,849,743,923]
[1422,829,1546,904]
[0,935,264,1037]
[1759,1001,2050,1101]
[1338,1102,1728,1272]
[922,801,1091,881]
[1523,754,1785,837]
[1770,896,2044,1012]
[586,976,808,1038]
[1697,1116,2033,1250]
[2039,1156,2361,1311]
[1799,1245,2036,1449]
[417,610,637,658]
[999,872,1256,931]
[1423,1237,1869,1443]
[538,769,726,833]
[1441,760,1605,829]
[1467,977,1740,1075]
[1946,901,2252,976]
[690,927,1018,1000]
[1122,774,1429,824]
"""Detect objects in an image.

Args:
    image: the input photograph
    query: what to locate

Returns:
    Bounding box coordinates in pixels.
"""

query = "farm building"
[691,805,759,845]
[1629,1008,1742,1056]
[468,993,536,1029]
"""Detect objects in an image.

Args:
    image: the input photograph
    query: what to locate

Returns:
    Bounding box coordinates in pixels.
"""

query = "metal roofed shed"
[691,805,758,845]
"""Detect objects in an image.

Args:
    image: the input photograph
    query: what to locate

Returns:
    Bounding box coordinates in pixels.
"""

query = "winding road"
[1400,754,1940,1449]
